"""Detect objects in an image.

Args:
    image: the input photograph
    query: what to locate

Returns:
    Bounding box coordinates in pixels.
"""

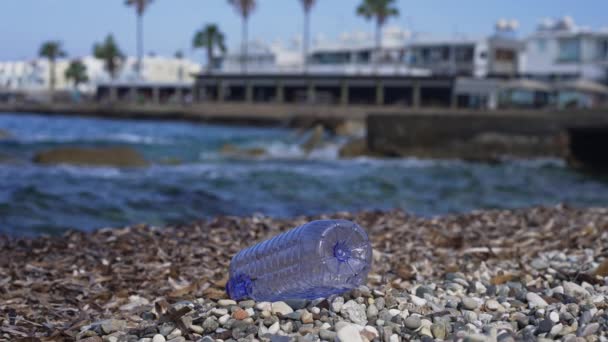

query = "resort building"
[521,17,608,82]
[0,55,202,95]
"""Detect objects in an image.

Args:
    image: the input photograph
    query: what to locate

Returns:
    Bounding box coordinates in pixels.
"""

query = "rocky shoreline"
[1,206,607,341]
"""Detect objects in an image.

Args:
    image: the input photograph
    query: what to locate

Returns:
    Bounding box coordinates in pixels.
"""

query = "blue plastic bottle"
[226,220,373,301]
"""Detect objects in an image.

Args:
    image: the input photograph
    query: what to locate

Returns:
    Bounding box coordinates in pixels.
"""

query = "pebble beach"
[1,205,608,341]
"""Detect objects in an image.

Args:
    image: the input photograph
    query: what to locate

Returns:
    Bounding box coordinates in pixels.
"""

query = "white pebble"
[336,323,363,342]
[245,308,255,317]
[218,314,230,325]
[166,328,181,340]
[271,301,293,315]
[389,334,399,342]
[255,301,271,311]
[268,321,280,334]
[388,309,401,317]
[217,299,236,306]
[211,308,228,316]
[526,292,548,308]
[152,335,166,342]
[410,295,427,307]
[549,311,559,323]
[363,326,379,338]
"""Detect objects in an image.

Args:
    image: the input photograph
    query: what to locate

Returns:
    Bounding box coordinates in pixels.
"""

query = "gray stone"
[579,322,600,337]
[375,297,386,310]
[563,282,590,298]
[151,335,165,342]
[320,329,337,341]
[462,297,480,310]
[536,319,553,335]
[202,317,219,333]
[404,316,421,330]
[431,323,447,339]
[100,320,127,334]
[416,286,434,298]
[341,300,368,326]
[166,338,185,342]
[271,301,294,316]
[336,323,363,342]
[367,303,379,319]
[332,297,345,313]
[526,292,548,308]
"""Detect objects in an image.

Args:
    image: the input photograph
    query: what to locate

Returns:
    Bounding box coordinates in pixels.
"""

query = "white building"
[522,17,608,82]
[0,55,202,94]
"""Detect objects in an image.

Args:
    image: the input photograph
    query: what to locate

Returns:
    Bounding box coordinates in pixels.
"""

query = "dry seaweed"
[0,205,607,340]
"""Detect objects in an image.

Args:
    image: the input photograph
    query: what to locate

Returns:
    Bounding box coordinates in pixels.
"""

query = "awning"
[501,79,552,92]
[555,79,608,95]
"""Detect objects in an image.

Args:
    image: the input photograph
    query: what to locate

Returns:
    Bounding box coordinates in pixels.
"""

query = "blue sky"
[0,0,605,61]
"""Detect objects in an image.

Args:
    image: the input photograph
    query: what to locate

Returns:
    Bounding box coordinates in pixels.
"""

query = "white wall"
[0,56,202,94]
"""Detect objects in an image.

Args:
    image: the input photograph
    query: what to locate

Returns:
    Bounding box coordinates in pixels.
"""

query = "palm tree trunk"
[207,44,213,73]
[137,13,143,79]
[242,16,248,74]
[303,10,310,74]
[375,20,382,68]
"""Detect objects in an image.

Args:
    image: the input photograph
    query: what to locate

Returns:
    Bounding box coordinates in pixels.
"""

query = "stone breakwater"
[1,206,607,341]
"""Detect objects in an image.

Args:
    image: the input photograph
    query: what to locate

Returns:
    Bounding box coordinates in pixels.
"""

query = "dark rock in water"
[220,144,266,158]
[334,120,365,137]
[339,138,375,159]
[33,146,149,167]
[0,129,11,140]
[301,125,325,153]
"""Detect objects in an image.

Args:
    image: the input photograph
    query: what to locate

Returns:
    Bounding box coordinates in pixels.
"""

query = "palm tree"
[193,24,227,73]
[64,60,89,88]
[227,0,256,73]
[356,0,399,64]
[93,34,125,80]
[125,0,154,79]
[38,41,67,93]
[175,50,185,81]
[300,0,316,73]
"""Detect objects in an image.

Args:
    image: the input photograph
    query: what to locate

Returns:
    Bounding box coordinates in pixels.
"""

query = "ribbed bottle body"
[226,220,372,301]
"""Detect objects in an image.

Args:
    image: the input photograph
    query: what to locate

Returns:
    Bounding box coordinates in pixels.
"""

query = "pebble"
[404,316,422,330]
[232,308,248,320]
[301,310,314,324]
[152,335,165,342]
[536,319,553,335]
[431,323,447,339]
[268,321,280,334]
[332,296,345,313]
[320,329,337,341]
[526,292,548,308]
[579,322,600,337]
[410,295,427,307]
[218,299,237,306]
[564,282,590,298]
[485,299,501,311]
[367,303,379,318]
[549,311,559,323]
[462,297,480,310]
[256,302,272,311]
[341,300,368,326]
[337,323,363,342]
[271,302,294,316]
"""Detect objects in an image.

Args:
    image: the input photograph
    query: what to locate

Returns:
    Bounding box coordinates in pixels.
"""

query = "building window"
[537,39,547,52]
[598,39,608,60]
[495,49,515,62]
[558,38,581,62]
[455,47,474,63]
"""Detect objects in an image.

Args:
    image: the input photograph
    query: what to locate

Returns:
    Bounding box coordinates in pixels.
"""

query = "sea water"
[1,112,608,236]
